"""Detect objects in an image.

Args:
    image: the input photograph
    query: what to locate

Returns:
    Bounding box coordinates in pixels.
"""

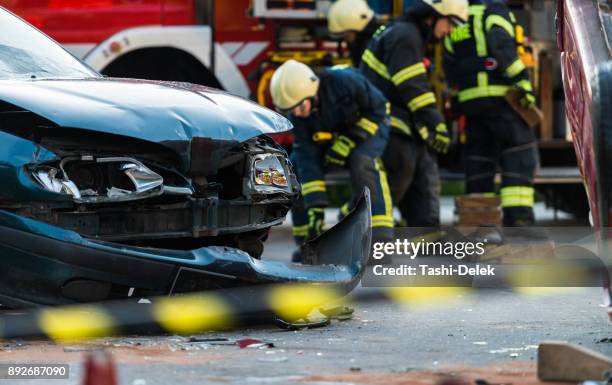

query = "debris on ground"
[274,316,330,330]
[1,340,25,351]
[272,305,354,330]
[488,345,538,356]
[319,305,355,321]
[187,337,230,343]
[256,356,288,363]
[238,339,275,349]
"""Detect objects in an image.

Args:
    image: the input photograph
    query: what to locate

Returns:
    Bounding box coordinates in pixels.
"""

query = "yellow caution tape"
[386,287,470,307]
[268,284,340,321]
[153,294,232,334]
[39,306,116,342]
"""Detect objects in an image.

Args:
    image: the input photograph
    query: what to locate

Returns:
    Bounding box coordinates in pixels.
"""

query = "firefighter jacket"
[443,0,532,114]
[291,67,390,208]
[359,16,444,138]
[347,18,379,67]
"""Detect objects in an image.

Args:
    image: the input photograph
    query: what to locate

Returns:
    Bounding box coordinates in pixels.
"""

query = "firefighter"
[327,0,380,67]
[359,0,469,227]
[443,0,537,225]
[270,60,393,254]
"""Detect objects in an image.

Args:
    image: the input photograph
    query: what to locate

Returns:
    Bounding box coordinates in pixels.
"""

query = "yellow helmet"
[270,60,320,111]
[414,0,469,25]
[328,0,374,34]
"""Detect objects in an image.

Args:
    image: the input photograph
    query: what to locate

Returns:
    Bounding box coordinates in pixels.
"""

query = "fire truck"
[2,0,403,101]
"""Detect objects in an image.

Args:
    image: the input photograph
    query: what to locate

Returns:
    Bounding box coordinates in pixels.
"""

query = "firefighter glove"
[325,135,355,168]
[307,207,325,240]
[419,123,451,154]
[515,79,536,109]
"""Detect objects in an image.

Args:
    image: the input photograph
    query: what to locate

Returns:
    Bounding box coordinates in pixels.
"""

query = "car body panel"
[0,189,372,308]
[0,131,67,202]
[557,0,612,307]
[558,0,608,228]
[0,78,291,168]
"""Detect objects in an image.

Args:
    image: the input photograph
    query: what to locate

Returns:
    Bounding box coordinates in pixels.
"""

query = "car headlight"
[30,156,192,203]
[32,167,82,199]
[252,155,290,192]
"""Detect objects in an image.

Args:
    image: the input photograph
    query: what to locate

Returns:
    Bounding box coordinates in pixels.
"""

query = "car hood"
[0,77,291,144]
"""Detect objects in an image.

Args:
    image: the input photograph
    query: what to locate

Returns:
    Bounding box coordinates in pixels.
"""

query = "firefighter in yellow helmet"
[360,0,468,227]
[327,0,379,66]
[270,60,393,261]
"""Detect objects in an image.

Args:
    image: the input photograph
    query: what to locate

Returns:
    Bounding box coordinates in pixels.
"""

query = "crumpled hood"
[0,77,292,144]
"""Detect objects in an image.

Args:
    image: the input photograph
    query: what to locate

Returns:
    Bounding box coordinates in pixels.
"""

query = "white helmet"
[328,0,374,34]
[414,0,469,25]
[270,60,320,111]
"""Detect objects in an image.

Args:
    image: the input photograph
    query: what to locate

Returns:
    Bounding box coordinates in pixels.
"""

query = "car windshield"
[0,8,99,80]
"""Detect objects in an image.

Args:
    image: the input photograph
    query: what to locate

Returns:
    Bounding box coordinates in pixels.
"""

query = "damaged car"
[0,7,371,308]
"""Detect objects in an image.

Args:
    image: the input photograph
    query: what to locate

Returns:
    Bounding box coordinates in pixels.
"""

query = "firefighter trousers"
[292,137,394,246]
[465,102,538,226]
[382,132,441,227]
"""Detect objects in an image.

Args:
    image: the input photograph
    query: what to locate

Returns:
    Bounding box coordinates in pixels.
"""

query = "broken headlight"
[252,154,291,193]
[32,167,82,199]
[31,156,192,203]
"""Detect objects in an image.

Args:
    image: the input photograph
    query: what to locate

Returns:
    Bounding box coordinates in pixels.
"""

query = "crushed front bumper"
[0,189,371,308]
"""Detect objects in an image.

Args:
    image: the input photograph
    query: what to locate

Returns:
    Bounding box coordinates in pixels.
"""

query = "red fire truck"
[1,0,353,104]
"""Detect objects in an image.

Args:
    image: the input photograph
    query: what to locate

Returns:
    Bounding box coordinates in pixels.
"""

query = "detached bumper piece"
[0,189,371,308]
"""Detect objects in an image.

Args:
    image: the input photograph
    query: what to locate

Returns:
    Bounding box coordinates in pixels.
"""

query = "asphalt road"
[1,287,610,385]
[0,200,610,385]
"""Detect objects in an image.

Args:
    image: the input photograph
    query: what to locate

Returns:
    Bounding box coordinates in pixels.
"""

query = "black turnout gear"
[359,16,444,226]
[444,0,537,225]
